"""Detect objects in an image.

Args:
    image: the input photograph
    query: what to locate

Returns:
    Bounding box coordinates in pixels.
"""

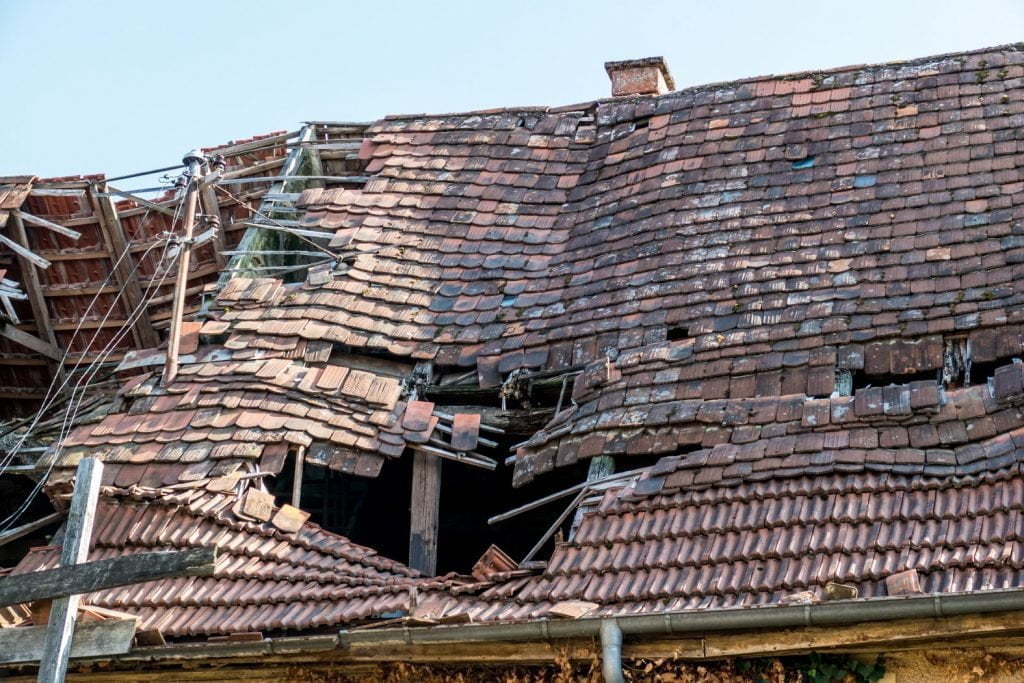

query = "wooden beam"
[16,211,82,240]
[0,323,63,361]
[87,182,159,349]
[0,233,49,270]
[0,618,137,666]
[0,511,64,549]
[408,451,441,576]
[37,457,104,683]
[7,212,64,378]
[0,548,214,608]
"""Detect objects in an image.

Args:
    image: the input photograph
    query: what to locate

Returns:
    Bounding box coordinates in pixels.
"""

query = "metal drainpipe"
[600,619,624,683]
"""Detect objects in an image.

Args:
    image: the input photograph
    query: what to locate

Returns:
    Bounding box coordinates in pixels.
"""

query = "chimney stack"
[604,57,674,97]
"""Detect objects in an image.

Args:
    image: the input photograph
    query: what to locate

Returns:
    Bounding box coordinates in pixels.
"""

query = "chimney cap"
[604,57,675,91]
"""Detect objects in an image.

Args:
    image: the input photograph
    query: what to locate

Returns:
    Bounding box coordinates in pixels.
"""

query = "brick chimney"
[605,57,675,97]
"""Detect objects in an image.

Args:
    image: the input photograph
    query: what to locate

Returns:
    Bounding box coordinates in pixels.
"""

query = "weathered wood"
[0,295,18,323]
[0,511,64,548]
[0,323,63,361]
[0,233,49,270]
[8,213,64,378]
[0,548,214,608]
[571,455,614,538]
[291,447,304,509]
[87,183,159,349]
[488,466,645,526]
[0,618,137,666]
[37,457,104,683]
[408,450,442,576]
[16,211,82,240]
[411,443,495,470]
[521,488,587,564]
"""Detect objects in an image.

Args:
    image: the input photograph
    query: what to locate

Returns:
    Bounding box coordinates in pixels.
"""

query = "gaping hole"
[667,326,689,341]
[851,368,940,391]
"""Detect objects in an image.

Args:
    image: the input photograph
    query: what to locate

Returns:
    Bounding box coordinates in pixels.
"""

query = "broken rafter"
[411,443,496,471]
[0,323,64,361]
[488,466,646,526]
[8,211,64,377]
[0,232,50,269]
[15,210,82,240]
[0,511,65,548]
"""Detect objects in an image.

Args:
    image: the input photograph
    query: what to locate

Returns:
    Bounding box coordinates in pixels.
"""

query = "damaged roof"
[12,485,426,637]
[7,42,1024,641]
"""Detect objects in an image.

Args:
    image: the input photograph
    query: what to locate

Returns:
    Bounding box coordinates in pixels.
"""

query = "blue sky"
[2,0,1023,179]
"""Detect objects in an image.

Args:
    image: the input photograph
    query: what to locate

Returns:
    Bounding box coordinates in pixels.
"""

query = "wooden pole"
[37,457,103,683]
[408,451,442,576]
[162,152,204,387]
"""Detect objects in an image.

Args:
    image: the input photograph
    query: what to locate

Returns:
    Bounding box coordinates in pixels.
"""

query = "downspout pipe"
[599,619,624,683]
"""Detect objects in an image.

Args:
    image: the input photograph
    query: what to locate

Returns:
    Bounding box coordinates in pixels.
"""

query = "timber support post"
[37,456,103,683]
[408,450,442,576]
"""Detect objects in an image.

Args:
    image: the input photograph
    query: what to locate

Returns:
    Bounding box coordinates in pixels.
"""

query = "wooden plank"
[0,547,214,608]
[16,210,82,240]
[0,511,64,548]
[0,323,63,361]
[0,232,49,269]
[408,450,441,576]
[87,183,159,349]
[37,457,104,683]
[0,618,136,665]
[8,212,64,378]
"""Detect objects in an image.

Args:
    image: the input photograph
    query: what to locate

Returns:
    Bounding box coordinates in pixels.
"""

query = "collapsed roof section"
[11,485,429,637]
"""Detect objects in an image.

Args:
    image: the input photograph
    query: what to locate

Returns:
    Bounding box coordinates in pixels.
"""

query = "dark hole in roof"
[667,326,689,341]
[851,368,940,392]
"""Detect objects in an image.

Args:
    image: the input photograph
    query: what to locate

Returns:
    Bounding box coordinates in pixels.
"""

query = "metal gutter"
[338,588,1024,647]
[82,587,1024,667]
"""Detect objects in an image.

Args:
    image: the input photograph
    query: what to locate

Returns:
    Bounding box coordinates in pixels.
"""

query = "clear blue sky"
[2,0,1022,179]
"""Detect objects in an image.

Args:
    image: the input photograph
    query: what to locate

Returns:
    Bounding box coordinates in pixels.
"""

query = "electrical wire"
[0,236,180,531]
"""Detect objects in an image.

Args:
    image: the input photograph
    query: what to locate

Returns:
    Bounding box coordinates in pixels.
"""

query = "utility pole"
[162,150,205,387]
